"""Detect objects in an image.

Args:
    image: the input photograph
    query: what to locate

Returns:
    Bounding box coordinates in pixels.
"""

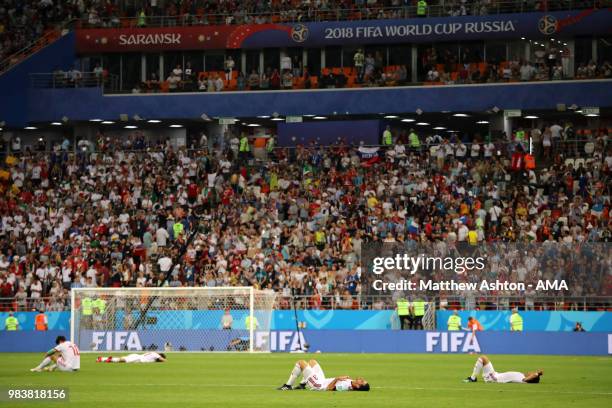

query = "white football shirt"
[54,341,80,369]
[334,379,353,391]
[140,352,162,363]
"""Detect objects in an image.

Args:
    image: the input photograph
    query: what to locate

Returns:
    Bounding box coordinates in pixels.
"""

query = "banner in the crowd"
[75,9,611,53]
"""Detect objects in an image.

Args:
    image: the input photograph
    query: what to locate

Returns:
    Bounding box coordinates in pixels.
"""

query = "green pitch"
[2,353,611,407]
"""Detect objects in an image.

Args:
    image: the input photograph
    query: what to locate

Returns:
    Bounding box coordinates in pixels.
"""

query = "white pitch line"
[17,383,610,396]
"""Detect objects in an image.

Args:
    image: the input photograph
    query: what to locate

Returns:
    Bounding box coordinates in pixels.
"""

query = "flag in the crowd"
[407,217,419,234]
[358,146,380,167]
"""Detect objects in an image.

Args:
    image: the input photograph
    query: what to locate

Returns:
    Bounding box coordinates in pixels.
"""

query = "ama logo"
[426,332,480,353]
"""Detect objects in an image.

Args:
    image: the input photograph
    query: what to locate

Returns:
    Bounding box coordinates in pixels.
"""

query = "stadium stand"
[1,1,604,74]
[0,125,610,313]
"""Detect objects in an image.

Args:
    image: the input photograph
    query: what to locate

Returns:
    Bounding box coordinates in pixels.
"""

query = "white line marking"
[14,383,611,396]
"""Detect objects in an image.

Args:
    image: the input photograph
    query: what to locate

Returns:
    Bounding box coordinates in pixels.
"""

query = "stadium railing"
[29,72,120,92]
[6,137,605,164]
[287,295,612,311]
[75,1,601,28]
[0,296,68,312]
[2,295,611,313]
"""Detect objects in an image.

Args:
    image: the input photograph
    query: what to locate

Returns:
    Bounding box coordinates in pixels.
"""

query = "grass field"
[1,353,611,407]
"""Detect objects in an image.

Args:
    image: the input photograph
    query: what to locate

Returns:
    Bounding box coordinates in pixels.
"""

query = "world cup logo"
[538,15,558,35]
[291,24,309,43]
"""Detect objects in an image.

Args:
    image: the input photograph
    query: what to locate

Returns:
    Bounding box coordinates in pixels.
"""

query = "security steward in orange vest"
[35,309,48,331]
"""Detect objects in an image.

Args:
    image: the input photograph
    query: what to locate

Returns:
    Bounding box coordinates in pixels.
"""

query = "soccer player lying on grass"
[96,352,167,363]
[30,336,80,372]
[464,355,543,383]
[277,359,370,391]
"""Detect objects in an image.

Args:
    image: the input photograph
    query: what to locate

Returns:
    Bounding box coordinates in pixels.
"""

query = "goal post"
[70,287,276,353]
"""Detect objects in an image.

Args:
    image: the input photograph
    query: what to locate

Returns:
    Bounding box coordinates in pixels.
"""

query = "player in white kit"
[96,352,166,363]
[277,359,369,391]
[464,355,543,383]
[30,336,80,372]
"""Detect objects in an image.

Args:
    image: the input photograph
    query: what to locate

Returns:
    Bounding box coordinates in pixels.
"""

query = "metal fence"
[285,295,612,311]
[2,294,610,312]
[77,1,602,28]
[29,72,120,92]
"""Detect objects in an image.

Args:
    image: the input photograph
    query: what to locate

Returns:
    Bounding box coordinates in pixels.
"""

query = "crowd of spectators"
[0,122,610,313]
[120,46,609,95]
[1,0,597,67]
[79,0,592,28]
[0,0,56,64]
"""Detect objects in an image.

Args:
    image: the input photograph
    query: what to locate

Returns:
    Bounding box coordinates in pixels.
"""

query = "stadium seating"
[0,127,609,312]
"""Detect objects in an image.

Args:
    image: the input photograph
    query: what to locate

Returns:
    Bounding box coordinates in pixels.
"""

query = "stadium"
[0,0,611,407]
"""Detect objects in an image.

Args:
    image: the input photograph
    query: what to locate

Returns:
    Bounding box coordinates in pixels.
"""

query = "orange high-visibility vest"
[35,314,47,331]
[524,154,536,170]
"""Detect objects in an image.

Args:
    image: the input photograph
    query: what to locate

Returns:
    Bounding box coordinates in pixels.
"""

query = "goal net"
[71,287,276,352]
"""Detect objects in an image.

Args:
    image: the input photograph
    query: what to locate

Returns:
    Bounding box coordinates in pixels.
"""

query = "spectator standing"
[137,9,146,27]
[510,308,523,331]
[245,314,259,331]
[382,125,393,146]
[447,310,462,331]
[248,70,260,90]
[412,297,426,330]
[5,312,19,331]
[280,55,292,72]
[224,56,235,82]
[222,308,233,330]
[239,133,251,160]
[35,309,48,331]
[396,296,410,329]
[417,0,428,17]
[354,49,365,82]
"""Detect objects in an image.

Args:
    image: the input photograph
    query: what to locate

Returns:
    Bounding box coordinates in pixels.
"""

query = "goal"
[71,287,276,352]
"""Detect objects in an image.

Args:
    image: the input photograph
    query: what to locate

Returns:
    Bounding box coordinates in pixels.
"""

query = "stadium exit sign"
[218,117,237,125]
[504,109,522,118]
[582,107,599,115]
[286,116,303,123]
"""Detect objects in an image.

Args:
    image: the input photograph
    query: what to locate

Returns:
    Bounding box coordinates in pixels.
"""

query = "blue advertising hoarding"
[2,329,609,355]
[3,310,612,332]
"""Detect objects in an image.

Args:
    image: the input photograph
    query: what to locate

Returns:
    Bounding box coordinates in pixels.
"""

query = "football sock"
[35,357,52,370]
[286,363,302,386]
[471,358,483,380]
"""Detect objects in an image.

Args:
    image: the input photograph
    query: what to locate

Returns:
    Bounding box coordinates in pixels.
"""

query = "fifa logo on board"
[538,15,558,35]
[291,24,309,43]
